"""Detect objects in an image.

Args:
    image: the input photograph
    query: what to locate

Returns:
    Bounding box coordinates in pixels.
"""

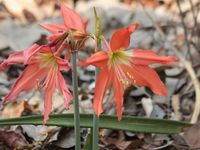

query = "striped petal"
[93,67,112,116]
[61,4,86,33]
[43,68,56,124]
[39,23,66,34]
[3,64,47,102]
[132,49,177,65]
[23,44,43,64]
[55,56,71,71]
[0,51,24,70]
[122,65,167,96]
[56,72,72,109]
[78,51,109,68]
[112,71,124,120]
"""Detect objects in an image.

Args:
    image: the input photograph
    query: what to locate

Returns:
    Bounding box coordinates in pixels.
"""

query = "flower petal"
[55,56,71,71]
[3,64,47,102]
[110,24,139,51]
[23,44,42,64]
[64,50,71,60]
[132,49,178,65]
[78,51,109,67]
[43,68,56,124]
[0,51,24,70]
[57,72,72,109]
[39,23,66,34]
[122,65,167,96]
[48,33,64,42]
[43,87,53,124]
[112,71,124,120]
[93,67,112,116]
[60,4,86,33]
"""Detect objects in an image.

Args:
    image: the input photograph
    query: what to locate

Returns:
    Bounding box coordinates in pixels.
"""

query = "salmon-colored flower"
[39,3,88,42]
[79,24,177,120]
[0,44,72,124]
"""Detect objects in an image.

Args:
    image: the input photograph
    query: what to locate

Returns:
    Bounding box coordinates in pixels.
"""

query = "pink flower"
[79,24,177,120]
[0,44,72,124]
[39,3,88,42]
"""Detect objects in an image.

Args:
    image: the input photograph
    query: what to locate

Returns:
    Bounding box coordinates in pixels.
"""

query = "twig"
[189,0,197,23]
[172,94,182,120]
[153,141,173,150]
[189,0,198,36]
[176,0,192,60]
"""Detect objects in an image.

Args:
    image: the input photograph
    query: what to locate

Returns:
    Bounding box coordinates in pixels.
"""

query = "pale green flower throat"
[108,49,132,67]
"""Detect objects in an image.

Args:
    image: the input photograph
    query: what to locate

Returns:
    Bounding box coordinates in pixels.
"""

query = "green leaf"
[83,132,92,150]
[0,114,192,134]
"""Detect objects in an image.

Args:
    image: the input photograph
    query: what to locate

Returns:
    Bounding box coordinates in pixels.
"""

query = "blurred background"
[0,0,200,149]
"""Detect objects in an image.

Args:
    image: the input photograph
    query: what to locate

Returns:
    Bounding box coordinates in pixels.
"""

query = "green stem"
[71,51,81,150]
[92,38,101,150]
[92,69,100,150]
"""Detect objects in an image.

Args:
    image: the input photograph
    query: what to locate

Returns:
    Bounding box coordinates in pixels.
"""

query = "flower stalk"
[92,7,102,150]
[93,62,100,150]
[92,70,100,150]
[71,51,81,150]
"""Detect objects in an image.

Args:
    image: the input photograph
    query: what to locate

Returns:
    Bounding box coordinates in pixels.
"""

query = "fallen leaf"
[141,97,153,117]
[1,101,25,118]
[183,123,200,149]
[0,129,28,149]
[21,125,49,141]
[53,128,75,149]
[2,0,44,23]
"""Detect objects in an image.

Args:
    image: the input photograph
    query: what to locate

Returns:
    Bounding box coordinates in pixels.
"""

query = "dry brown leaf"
[1,101,25,118]
[183,123,200,149]
[0,129,28,149]
[141,0,160,9]
[2,0,43,23]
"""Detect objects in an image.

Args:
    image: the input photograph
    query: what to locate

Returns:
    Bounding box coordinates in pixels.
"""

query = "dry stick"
[188,0,200,27]
[173,49,200,124]
[153,141,174,150]
[172,94,182,120]
[186,0,200,52]
[139,2,200,123]
[188,0,198,37]
[193,3,200,49]
[176,0,192,60]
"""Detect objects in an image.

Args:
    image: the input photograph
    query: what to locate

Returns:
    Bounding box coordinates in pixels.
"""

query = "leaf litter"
[0,0,200,149]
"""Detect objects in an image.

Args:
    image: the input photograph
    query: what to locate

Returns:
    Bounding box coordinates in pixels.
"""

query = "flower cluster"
[0,4,177,123]
[0,4,88,124]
